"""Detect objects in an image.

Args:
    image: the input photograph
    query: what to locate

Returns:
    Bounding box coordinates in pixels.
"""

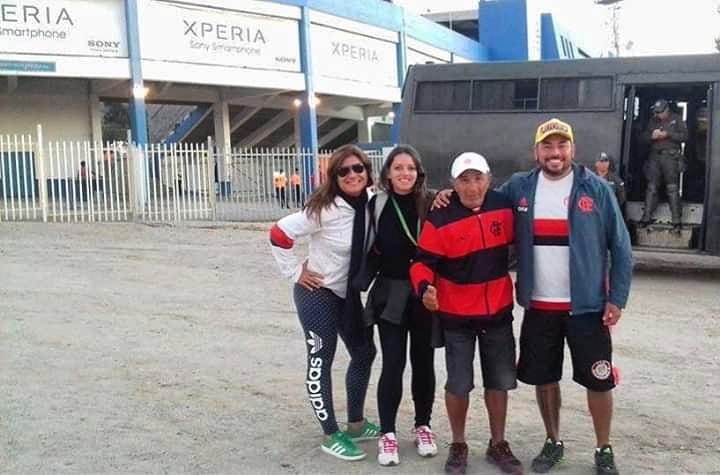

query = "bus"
[399,54,719,255]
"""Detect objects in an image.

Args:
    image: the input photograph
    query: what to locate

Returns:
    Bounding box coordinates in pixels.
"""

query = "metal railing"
[139,142,214,222]
[0,126,387,223]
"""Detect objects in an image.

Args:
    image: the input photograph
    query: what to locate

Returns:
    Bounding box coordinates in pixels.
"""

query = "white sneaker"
[377,432,400,466]
[413,425,438,457]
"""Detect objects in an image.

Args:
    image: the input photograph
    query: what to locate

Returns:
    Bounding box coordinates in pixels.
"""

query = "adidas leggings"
[293,284,376,435]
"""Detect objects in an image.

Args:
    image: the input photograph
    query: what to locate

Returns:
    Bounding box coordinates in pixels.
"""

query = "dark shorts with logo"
[517,309,615,392]
[444,314,517,396]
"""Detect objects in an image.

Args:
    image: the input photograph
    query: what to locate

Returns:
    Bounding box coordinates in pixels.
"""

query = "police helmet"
[651,99,669,114]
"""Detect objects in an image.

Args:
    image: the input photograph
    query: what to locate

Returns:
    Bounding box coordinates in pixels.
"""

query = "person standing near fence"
[269,144,380,461]
[274,169,289,208]
[361,145,438,467]
[291,168,303,207]
[77,160,95,203]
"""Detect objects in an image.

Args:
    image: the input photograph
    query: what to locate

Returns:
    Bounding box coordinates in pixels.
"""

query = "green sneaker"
[531,438,564,473]
[594,445,619,475]
[321,431,366,461]
[345,419,381,442]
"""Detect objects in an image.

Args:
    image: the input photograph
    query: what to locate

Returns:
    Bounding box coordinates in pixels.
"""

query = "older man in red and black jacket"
[410,152,521,475]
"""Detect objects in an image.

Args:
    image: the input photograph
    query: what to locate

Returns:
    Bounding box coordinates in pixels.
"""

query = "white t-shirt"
[531,171,573,310]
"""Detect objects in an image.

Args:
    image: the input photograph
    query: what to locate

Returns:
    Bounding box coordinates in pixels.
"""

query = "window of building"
[471,79,538,111]
[540,77,613,110]
[415,81,471,111]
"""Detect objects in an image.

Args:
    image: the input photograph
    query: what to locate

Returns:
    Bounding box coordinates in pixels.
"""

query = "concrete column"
[293,112,301,149]
[213,100,231,196]
[390,26,407,144]
[89,91,104,145]
[298,6,318,193]
[357,115,373,144]
[124,0,148,212]
[124,0,148,145]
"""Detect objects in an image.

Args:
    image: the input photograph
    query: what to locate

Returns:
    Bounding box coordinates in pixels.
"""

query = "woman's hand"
[431,189,453,210]
[297,261,324,291]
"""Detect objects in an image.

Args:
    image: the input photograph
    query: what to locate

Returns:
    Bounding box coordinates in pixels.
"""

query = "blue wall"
[540,14,560,59]
[541,13,591,60]
[478,0,528,61]
[272,0,485,61]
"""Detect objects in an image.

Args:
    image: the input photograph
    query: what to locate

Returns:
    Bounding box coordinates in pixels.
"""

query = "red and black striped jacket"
[410,190,514,322]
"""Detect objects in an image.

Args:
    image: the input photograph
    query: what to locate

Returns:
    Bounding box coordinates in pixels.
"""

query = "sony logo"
[88,40,120,49]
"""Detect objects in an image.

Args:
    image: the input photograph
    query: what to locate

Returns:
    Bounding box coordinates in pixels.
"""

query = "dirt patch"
[1,223,718,474]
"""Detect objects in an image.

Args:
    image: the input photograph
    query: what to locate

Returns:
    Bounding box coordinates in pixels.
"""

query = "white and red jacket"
[270,196,363,298]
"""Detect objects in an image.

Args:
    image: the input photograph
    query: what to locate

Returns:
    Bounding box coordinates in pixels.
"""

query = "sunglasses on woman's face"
[337,164,366,178]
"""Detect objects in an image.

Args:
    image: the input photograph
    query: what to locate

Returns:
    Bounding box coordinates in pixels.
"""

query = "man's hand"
[422,285,439,312]
[297,261,324,291]
[651,129,667,140]
[602,302,622,326]
[431,189,453,210]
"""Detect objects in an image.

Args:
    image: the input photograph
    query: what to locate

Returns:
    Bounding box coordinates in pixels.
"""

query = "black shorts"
[517,309,615,392]
[444,319,517,396]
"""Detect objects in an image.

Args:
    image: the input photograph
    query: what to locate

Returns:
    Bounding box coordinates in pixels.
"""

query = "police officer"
[638,99,688,232]
[594,152,626,209]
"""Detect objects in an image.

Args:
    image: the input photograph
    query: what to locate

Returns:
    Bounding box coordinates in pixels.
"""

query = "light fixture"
[293,96,320,108]
[132,85,149,99]
[387,111,396,120]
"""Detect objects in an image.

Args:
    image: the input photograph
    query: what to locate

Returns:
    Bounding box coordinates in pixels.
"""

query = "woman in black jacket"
[363,145,437,466]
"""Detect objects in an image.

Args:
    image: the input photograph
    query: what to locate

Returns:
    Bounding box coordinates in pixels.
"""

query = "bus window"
[540,77,613,110]
[471,79,538,111]
[415,81,471,112]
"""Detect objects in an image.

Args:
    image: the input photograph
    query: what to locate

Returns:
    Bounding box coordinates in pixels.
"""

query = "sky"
[395,0,719,57]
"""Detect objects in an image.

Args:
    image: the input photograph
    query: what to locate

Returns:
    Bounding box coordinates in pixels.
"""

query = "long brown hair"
[379,144,432,221]
[304,144,374,221]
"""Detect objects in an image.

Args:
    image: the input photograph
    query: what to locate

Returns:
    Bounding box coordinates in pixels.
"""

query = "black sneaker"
[595,445,619,475]
[486,440,523,474]
[445,442,468,475]
[531,438,564,473]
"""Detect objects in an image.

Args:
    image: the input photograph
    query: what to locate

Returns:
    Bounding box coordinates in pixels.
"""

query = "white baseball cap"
[451,152,491,179]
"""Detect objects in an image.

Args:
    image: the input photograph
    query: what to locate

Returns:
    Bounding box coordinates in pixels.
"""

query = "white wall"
[0,78,92,141]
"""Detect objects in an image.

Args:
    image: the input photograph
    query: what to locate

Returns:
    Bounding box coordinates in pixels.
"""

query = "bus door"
[700,84,716,253]
[620,85,636,198]
[623,83,711,251]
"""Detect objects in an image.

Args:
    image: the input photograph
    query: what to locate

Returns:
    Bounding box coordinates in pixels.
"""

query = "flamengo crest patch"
[591,360,612,380]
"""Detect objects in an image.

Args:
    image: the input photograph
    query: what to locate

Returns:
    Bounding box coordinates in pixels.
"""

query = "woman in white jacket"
[269,144,379,461]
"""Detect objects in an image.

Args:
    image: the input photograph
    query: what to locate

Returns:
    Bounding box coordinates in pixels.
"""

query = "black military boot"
[639,187,658,227]
[666,185,682,234]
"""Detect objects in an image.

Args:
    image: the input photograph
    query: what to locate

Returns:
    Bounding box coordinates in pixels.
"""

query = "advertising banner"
[311,24,397,87]
[141,1,301,73]
[0,0,127,57]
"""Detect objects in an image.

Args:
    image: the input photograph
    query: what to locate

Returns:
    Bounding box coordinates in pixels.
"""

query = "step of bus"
[634,223,695,249]
[625,201,703,225]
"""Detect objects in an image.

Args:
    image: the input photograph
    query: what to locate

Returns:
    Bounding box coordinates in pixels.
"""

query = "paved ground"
[1,222,719,474]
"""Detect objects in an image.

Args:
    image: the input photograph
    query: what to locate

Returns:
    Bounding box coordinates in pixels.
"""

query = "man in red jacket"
[410,152,520,475]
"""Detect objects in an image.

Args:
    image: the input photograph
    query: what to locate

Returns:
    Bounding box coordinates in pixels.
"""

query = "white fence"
[215,147,384,221]
[0,127,386,223]
[139,143,214,222]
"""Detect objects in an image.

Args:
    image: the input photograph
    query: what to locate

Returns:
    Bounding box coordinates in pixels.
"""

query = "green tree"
[102,103,130,142]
